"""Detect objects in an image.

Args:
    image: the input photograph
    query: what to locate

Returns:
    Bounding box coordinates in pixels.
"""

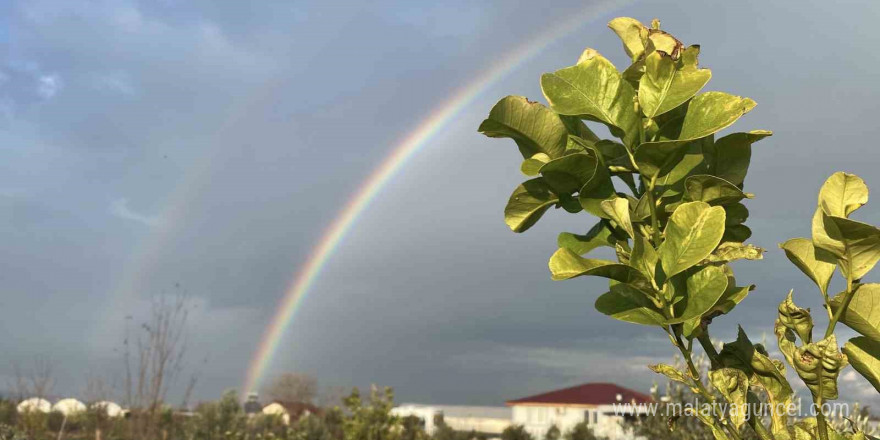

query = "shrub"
[478,16,880,440]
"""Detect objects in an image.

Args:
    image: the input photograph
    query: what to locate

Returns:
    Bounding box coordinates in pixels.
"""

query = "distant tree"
[400,415,428,440]
[342,386,400,440]
[545,425,561,440]
[319,385,349,408]
[124,294,195,440]
[323,406,345,440]
[564,422,603,440]
[9,356,54,400]
[266,372,318,404]
[293,413,334,440]
[191,389,247,440]
[501,425,533,440]
[432,413,461,440]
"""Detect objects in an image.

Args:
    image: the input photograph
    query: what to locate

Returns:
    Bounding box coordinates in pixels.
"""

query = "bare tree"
[123,294,193,440]
[263,372,317,404]
[319,385,348,408]
[83,373,116,404]
[10,356,55,401]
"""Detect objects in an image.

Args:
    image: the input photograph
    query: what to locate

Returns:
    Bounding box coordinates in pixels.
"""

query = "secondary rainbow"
[242,0,634,395]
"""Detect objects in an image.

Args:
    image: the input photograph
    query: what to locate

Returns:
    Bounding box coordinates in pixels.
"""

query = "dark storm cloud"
[2,0,879,408]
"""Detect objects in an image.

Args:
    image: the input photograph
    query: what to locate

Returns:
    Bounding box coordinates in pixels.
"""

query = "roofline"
[505,402,600,408]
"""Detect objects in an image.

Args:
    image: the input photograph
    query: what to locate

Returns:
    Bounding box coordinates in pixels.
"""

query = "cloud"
[110,198,161,227]
[37,74,62,99]
[92,72,136,96]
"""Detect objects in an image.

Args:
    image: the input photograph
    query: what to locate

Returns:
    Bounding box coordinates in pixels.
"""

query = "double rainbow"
[241,0,633,395]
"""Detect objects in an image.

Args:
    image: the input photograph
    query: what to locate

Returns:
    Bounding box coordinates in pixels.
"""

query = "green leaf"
[779,238,836,296]
[548,248,653,291]
[708,368,749,430]
[607,17,648,61]
[557,221,616,255]
[706,131,772,186]
[594,139,633,172]
[843,336,880,394]
[688,405,732,440]
[595,283,665,326]
[632,193,654,222]
[520,153,551,176]
[668,265,728,324]
[658,201,726,277]
[817,172,869,218]
[600,198,634,238]
[793,418,817,440]
[692,281,753,334]
[777,290,814,344]
[649,364,690,385]
[718,328,793,434]
[724,203,749,226]
[829,283,880,341]
[638,50,711,119]
[656,139,710,194]
[559,115,600,142]
[541,50,640,148]
[504,179,558,233]
[790,335,847,400]
[684,175,752,205]
[812,207,844,258]
[635,92,756,178]
[577,163,617,218]
[722,224,752,244]
[677,92,757,140]
[539,153,600,194]
[630,234,659,282]
[825,216,880,280]
[701,242,764,264]
[478,96,568,159]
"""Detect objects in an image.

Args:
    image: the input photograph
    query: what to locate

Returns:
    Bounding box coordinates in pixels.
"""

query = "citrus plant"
[478,17,880,440]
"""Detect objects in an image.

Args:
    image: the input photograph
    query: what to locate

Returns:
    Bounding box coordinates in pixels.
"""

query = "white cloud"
[37,74,62,99]
[110,198,162,227]
[451,341,670,379]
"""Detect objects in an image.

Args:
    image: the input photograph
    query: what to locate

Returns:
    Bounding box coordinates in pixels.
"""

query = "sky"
[2,0,880,409]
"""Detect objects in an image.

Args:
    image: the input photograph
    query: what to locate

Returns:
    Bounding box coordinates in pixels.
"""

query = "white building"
[53,398,87,416]
[507,383,651,440]
[391,404,511,436]
[17,398,51,414]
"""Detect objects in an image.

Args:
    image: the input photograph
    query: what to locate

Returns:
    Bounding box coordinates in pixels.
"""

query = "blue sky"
[2,0,880,408]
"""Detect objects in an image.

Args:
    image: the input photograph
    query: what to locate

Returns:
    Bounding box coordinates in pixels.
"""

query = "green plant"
[478,16,879,440]
[563,422,604,440]
[501,425,533,440]
[778,172,880,440]
[342,386,400,440]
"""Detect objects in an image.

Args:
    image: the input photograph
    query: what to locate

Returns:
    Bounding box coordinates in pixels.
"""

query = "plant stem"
[697,329,775,440]
[645,177,662,245]
[815,396,829,440]
[696,331,719,367]
[824,272,854,339]
[670,328,743,440]
[748,410,774,440]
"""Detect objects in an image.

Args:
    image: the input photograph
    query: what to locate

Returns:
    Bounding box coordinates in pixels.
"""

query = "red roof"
[506,383,652,406]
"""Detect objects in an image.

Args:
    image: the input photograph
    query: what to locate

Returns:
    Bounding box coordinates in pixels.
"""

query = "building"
[52,398,86,416]
[243,393,262,415]
[262,401,321,425]
[16,398,51,414]
[391,404,511,436]
[507,383,652,440]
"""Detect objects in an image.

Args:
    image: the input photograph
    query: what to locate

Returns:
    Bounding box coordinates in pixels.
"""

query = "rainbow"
[241,0,634,395]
